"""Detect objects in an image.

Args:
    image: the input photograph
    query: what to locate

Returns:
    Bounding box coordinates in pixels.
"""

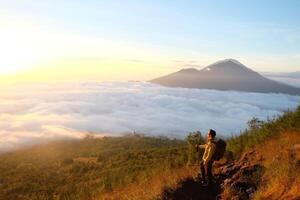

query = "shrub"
[186,131,204,165]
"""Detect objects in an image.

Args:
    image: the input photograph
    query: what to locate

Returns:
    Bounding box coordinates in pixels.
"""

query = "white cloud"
[0,81,299,152]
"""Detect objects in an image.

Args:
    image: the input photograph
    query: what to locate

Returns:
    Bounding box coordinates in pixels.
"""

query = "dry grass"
[99,166,197,200]
[99,132,300,200]
[253,131,300,200]
[73,156,98,163]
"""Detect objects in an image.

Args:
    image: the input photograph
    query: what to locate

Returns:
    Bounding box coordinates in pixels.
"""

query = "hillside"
[161,105,300,200]
[160,131,300,200]
[0,135,187,200]
[103,105,300,200]
[0,106,299,200]
[150,59,300,95]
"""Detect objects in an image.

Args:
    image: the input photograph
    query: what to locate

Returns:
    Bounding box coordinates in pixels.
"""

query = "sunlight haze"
[0,0,299,83]
[1,2,300,199]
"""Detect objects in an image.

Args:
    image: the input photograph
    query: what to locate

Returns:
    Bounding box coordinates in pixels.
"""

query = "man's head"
[207,129,216,139]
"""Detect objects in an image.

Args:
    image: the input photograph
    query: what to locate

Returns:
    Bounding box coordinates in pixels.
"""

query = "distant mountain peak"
[209,58,244,66]
[206,58,247,68]
[150,59,300,95]
[200,58,254,75]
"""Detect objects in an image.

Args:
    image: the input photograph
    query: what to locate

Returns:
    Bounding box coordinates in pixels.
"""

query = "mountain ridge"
[150,59,300,95]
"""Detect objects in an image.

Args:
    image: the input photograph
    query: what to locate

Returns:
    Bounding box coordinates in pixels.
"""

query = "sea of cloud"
[0,81,299,152]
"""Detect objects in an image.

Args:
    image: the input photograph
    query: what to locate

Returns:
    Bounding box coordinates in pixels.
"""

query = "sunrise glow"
[0,1,299,84]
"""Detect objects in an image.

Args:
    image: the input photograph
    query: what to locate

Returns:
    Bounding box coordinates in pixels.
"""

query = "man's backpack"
[212,139,226,161]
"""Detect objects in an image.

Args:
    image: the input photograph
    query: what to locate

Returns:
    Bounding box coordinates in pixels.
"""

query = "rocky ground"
[160,149,264,200]
[216,149,264,200]
[160,132,300,200]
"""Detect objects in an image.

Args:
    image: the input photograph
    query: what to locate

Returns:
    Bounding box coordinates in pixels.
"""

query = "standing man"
[195,129,217,185]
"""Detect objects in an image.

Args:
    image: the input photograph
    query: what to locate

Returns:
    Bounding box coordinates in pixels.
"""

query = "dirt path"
[161,178,221,200]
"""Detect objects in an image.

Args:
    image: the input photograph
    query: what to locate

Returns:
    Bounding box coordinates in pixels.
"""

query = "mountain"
[150,59,300,95]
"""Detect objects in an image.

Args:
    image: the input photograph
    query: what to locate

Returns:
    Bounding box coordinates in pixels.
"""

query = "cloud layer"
[0,81,299,152]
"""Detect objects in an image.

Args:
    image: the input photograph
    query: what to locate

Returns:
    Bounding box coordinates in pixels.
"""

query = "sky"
[0,0,300,83]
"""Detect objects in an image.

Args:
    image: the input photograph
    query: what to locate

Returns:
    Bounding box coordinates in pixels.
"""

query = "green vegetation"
[1,105,299,200]
[0,134,187,200]
[186,131,205,165]
[227,105,300,156]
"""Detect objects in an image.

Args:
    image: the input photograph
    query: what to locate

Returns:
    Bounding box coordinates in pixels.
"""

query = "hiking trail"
[161,177,221,200]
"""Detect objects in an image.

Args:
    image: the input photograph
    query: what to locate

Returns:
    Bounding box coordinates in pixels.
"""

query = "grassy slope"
[1,105,299,200]
[253,131,300,199]
[99,167,196,200]
[0,135,187,200]
[225,105,300,199]
[101,105,300,200]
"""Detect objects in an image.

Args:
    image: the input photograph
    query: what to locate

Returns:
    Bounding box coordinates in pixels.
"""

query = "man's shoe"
[194,174,202,182]
[200,180,208,186]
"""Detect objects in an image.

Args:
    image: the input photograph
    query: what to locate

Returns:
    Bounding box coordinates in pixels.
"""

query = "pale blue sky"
[0,0,300,79]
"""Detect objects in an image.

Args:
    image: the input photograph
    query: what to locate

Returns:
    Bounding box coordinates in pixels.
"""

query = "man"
[195,129,216,185]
